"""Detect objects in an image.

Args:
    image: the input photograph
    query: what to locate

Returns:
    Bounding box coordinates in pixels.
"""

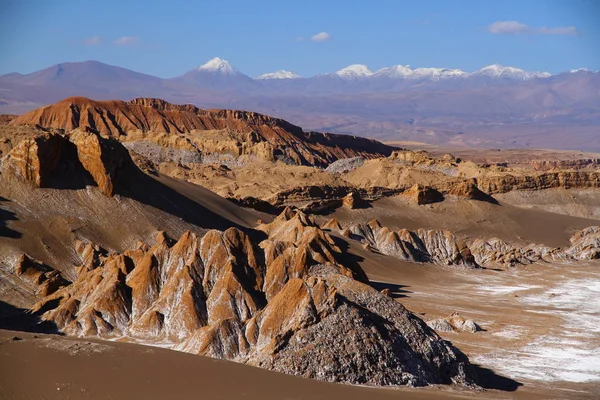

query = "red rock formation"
[11,97,394,167]
[403,184,444,205]
[1,130,134,196]
[13,254,70,297]
[29,208,474,387]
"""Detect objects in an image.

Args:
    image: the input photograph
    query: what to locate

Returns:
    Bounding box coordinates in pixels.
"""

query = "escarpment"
[10,97,394,167]
[343,149,600,201]
[26,207,474,387]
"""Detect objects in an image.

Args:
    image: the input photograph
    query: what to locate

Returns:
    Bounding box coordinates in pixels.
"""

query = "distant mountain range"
[1,58,599,151]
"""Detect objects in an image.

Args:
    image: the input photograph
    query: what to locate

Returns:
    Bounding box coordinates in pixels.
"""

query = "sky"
[1,0,599,78]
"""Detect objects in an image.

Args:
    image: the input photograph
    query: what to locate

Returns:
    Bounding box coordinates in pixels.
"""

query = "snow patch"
[257,70,301,80]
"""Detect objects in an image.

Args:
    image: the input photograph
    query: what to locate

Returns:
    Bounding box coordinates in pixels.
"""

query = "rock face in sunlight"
[342,219,600,268]
[566,227,600,260]
[402,184,444,205]
[1,128,132,196]
[348,220,479,268]
[29,208,474,387]
[10,97,394,168]
[427,312,480,333]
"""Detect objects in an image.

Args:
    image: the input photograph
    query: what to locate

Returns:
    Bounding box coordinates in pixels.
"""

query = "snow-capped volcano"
[334,64,373,79]
[257,70,301,80]
[173,57,254,87]
[471,64,550,80]
[197,57,240,75]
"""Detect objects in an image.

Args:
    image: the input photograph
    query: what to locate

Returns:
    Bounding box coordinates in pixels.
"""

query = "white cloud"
[83,35,101,45]
[538,26,578,35]
[311,32,331,42]
[487,21,578,36]
[113,36,139,45]
[487,21,531,35]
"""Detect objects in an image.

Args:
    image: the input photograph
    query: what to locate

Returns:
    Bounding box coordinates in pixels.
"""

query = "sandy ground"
[347,236,600,399]
[0,329,494,400]
[1,150,598,399]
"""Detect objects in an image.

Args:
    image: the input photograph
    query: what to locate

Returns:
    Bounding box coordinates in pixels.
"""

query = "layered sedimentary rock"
[10,97,394,167]
[343,149,600,199]
[477,172,600,194]
[0,134,64,187]
[29,208,474,387]
[1,129,132,196]
[348,220,478,267]
[344,219,600,268]
[565,226,600,260]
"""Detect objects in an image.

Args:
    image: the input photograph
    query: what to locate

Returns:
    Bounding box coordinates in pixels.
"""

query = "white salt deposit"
[473,270,600,383]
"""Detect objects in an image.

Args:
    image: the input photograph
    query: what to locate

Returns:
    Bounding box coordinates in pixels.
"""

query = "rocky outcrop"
[447,179,493,201]
[257,208,368,299]
[324,156,366,174]
[477,172,600,194]
[321,218,343,231]
[403,184,444,205]
[13,254,70,297]
[529,159,600,171]
[343,149,600,199]
[566,226,600,260]
[346,219,600,268]
[69,128,132,196]
[0,134,63,187]
[0,130,133,196]
[30,208,474,387]
[10,97,394,168]
[348,220,478,268]
[468,238,565,267]
[342,191,367,209]
[427,312,480,333]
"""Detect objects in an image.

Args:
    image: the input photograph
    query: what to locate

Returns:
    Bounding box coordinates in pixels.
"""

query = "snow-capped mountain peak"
[335,64,373,78]
[256,70,301,80]
[472,64,549,80]
[569,68,591,73]
[197,57,239,75]
[411,67,467,79]
[374,65,413,78]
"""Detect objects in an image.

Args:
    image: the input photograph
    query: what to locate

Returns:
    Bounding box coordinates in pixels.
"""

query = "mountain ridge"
[1,59,599,151]
[9,96,395,167]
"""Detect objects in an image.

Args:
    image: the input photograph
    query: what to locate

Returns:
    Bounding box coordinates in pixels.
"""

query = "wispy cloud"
[487,21,578,36]
[83,35,101,45]
[538,26,578,35]
[113,36,140,45]
[487,21,531,34]
[311,32,331,42]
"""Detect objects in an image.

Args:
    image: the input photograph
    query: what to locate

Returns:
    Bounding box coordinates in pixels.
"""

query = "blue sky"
[1,0,599,77]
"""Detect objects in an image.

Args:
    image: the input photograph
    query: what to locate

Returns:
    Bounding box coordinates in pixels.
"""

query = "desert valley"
[1,1,600,398]
[0,94,598,399]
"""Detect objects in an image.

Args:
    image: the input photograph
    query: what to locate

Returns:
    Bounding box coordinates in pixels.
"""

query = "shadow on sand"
[0,301,61,335]
[369,281,412,298]
[471,363,523,391]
